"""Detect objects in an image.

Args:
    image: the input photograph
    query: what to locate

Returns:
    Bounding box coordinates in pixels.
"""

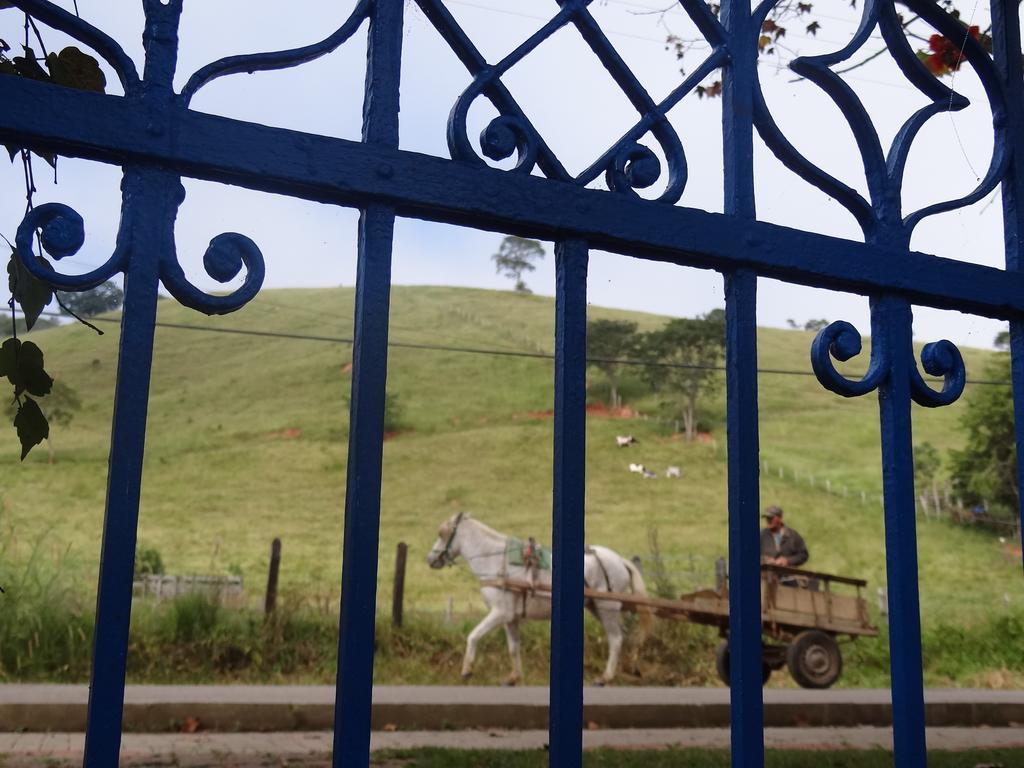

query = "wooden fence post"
[392,542,408,628]
[265,537,281,616]
[715,557,727,594]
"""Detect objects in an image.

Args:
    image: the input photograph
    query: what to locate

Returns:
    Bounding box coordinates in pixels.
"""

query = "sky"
[0,0,1011,353]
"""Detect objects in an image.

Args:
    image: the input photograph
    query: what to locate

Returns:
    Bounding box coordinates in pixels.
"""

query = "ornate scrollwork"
[159,233,265,315]
[180,0,371,106]
[606,142,661,194]
[810,320,888,397]
[811,318,966,407]
[753,0,1007,243]
[910,339,965,407]
[416,0,726,203]
[15,203,129,291]
[477,115,539,173]
[15,200,265,317]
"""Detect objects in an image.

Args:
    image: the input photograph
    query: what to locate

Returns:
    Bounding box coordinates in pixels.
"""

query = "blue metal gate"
[2,0,1022,766]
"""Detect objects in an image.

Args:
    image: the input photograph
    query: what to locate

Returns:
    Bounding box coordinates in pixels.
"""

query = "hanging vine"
[0,4,105,459]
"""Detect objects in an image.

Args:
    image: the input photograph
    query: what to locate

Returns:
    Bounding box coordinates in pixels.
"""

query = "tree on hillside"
[994,330,1010,351]
[637,310,725,442]
[804,318,830,333]
[491,236,545,294]
[948,354,1017,521]
[587,319,637,409]
[56,280,124,318]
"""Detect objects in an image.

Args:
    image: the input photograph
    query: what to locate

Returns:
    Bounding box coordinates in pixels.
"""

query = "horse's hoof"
[461,672,473,681]
[592,680,607,687]
[501,679,518,688]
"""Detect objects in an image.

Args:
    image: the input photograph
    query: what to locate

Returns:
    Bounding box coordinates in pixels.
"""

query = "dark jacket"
[760,526,808,567]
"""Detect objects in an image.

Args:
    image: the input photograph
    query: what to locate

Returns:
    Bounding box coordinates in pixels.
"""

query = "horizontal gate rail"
[2,76,1024,320]
[2,1,1022,767]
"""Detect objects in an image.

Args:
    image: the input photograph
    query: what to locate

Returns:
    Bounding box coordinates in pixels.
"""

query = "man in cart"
[760,506,808,568]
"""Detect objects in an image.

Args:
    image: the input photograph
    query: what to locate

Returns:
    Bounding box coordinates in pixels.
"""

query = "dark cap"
[762,505,783,519]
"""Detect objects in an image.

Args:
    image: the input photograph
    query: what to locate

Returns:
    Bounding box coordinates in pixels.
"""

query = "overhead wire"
[17,307,1011,386]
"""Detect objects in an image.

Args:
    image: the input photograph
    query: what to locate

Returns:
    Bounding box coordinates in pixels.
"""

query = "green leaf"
[7,249,53,331]
[0,337,18,383]
[46,47,106,94]
[0,337,52,398]
[14,395,48,460]
[17,341,52,397]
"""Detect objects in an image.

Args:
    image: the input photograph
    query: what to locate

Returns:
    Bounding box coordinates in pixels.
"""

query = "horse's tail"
[623,557,656,649]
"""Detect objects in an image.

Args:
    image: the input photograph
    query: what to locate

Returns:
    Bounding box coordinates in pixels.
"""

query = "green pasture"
[0,285,1019,642]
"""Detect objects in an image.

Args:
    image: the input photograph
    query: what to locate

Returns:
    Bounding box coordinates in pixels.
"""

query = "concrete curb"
[2,686,1023,732]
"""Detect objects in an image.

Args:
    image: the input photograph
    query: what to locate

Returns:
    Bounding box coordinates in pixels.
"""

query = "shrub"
[134,546,164,577]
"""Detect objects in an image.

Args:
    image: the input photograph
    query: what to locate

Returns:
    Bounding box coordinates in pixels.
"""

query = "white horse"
[426,512,655,686]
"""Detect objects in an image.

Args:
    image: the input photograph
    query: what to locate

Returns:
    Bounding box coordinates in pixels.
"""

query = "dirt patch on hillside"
[517,403,640,421]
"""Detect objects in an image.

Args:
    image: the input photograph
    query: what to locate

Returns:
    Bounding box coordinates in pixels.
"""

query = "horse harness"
[435,512,464,568]
[476,534,639,618]
[505,536,547,618]
[583,546,637,611]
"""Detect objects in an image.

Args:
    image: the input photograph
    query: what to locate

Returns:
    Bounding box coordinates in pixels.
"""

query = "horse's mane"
[461,515,508,541]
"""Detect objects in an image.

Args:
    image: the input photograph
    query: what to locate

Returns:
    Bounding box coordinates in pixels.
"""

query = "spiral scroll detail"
[15,203,129,292]
[160,233,265,316]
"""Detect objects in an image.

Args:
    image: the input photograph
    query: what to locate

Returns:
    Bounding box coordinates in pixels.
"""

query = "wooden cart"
[485,563,878,689]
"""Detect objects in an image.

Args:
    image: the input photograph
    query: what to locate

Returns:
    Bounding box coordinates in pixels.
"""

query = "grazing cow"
[642,469,658,479]
[666,466,682,478]
[616,435,637,447]
[628,463,646,474]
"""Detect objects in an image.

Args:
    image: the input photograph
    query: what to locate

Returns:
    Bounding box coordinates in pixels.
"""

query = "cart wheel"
[715,640,771,686]
[786,630,842,689]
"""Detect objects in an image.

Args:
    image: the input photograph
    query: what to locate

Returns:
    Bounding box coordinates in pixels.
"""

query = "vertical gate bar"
[83,172,167,768]
[724,270,764,768]
[721,0,761,762]
[333,0,404,764]
[549,238,589,768]
[721,0,756,220]
[872,295,927,766]
[992,0,1024,574]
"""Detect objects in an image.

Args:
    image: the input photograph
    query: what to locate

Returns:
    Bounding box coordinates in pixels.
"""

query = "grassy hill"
[1,285,1019,638]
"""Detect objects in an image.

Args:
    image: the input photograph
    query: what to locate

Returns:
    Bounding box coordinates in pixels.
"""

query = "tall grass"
[0,529,93,680]
[2,525,1022,686]
[844,612,1024,688]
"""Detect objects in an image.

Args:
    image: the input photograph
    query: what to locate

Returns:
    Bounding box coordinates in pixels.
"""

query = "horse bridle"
[435,512,464,567]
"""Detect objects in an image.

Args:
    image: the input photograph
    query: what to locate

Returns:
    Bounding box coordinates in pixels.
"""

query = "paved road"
[1,727,1023,766]
[3,685,1024,732]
